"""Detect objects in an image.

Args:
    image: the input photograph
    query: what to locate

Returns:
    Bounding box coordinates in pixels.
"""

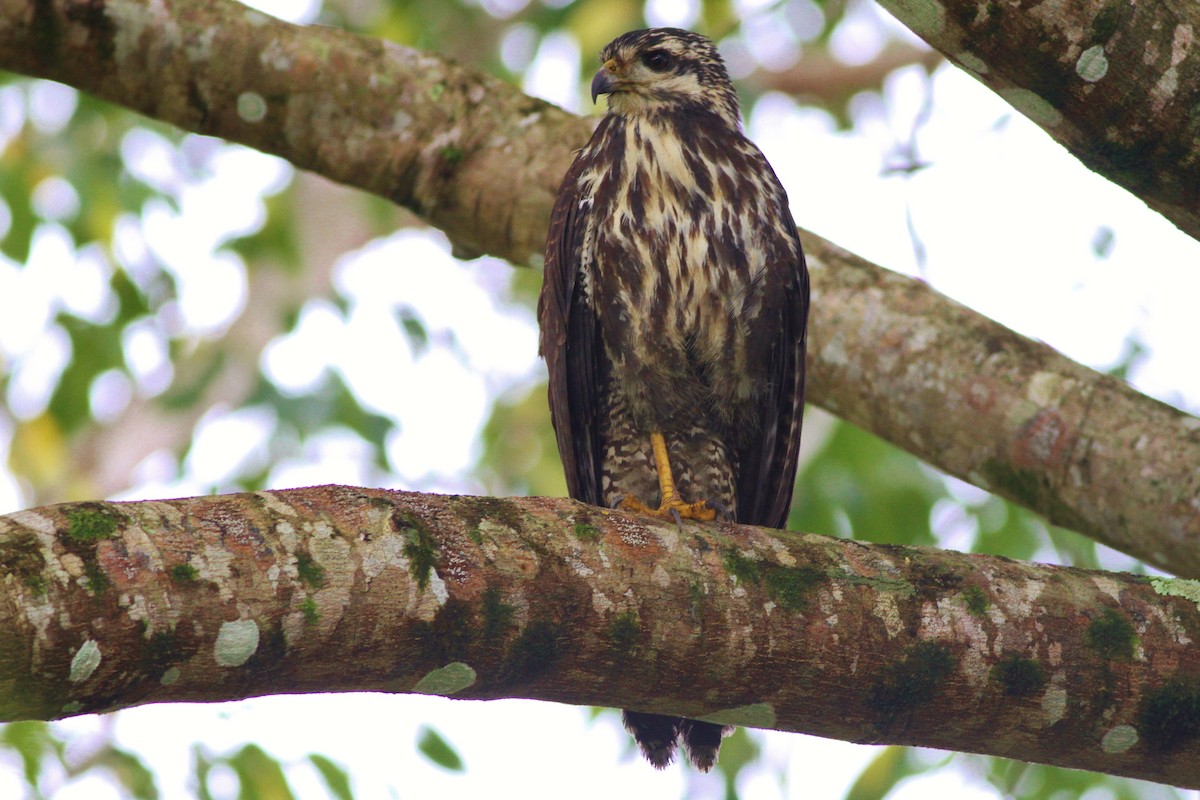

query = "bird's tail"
[622,710,729,771]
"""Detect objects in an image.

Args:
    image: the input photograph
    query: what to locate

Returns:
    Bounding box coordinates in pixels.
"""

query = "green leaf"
[843,747,928,800]
[89,746,160,800]
[308,754,354,800]
[1,720,63,795]
[416,726,465,772]
[192,745,215,800]
[227,743,296,800]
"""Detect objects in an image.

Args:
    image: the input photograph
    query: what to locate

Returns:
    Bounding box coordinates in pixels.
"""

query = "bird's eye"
[641,50,674,72]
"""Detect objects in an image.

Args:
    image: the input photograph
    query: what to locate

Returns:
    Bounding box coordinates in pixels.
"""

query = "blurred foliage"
[0,0,1172,799]
[0,721,158,799]
[415,725,465,772]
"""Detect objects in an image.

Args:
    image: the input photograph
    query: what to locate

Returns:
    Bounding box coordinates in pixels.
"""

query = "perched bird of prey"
[538,28,809,771]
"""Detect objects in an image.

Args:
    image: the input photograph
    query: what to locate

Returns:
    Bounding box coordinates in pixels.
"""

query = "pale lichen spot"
[874,593,904,639]
[1047,641,1063,668]
[256,492,295,518]
[699,702,776,728]
[428,570,449,606]
[1076,45,1108,82]
[184,26,218,63]
[108,0,154,64]
[1150,576,1200,613]
[592,589,614,614]
[260,42,293,71]
[652,564,670,587]
[1027,371,1074,406]
[766,538,797,567]
[61,701,83,714]
[160,666,181,686]
[1150,68,1179,114]
[393,110,415,131]
[214,619,260,667]
[70,639,102,683]
[1000,88,1063,128]
[1101,724,1138,754]
[1041,684,1067,725]
[1091,575,1124,604]
[237,92,268,123]
[413,662,477,696]
[244,9,270,26]
[820,335,850,368]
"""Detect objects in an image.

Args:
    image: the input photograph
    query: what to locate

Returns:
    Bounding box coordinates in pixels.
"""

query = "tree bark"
[876,0,1200,244]
[0,0,1196,576]
[3,487,1200,787]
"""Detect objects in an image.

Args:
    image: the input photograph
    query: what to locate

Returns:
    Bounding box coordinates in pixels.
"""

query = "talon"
[616,432,718,523]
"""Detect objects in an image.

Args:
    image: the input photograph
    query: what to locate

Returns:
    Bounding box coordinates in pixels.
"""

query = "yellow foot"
[618,494,717,522]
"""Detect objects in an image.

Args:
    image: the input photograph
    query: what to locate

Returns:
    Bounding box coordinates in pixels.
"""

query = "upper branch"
[877,0,1200,244]
[2,488,1200,787]
[0,0,579,264]
[0,1,1198,574]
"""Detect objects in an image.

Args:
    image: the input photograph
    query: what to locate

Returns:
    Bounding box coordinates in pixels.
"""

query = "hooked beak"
[590,59,619,103]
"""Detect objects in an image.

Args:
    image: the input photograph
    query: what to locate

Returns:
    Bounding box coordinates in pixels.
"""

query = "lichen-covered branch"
[0,0,578,265]
[805,236,1200,577]
[2,488,1200,786]
[876,0,1200,244]
[0,3,1198,572]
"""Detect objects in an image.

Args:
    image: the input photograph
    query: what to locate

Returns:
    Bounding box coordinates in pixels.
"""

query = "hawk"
[538,28,809,771]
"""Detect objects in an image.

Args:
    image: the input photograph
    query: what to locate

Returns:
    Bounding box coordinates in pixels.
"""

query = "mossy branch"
[0,7,1197,565]
[3,488,1200,787]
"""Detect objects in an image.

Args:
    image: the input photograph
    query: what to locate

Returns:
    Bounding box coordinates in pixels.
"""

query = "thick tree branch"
[876,0,1200,244]
[0,1,1197,574]
[806,237,1200,577]
[3,488,1200,786]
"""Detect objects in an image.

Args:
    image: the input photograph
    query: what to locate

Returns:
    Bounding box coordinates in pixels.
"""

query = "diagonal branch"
[0,0,1197,574]
[3,488,1200,786]
[876,0,1200,244]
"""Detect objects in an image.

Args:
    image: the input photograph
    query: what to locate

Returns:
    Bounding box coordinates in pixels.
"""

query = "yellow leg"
[619,432,717,522]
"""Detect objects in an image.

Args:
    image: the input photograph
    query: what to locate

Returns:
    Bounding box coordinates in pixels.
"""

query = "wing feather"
[538,149,602,505]
[737,217,809,529]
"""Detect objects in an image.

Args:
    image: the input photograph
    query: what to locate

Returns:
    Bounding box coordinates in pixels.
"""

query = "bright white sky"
[1,0,1198,797]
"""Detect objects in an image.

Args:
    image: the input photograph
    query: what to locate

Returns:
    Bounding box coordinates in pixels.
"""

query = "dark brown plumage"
[538,28,809,771]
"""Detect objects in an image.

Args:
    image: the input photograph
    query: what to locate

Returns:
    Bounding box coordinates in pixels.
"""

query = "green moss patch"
[1085,608,1135,661]
[992,655,1046,697]
[482,586,515,640]
[869,641,955,724]
[300,595,319,625]
[764,566,824,612]
[65,504,120,543]
[607,611,641,653]
[722,549,761,585]
[454,496,526,536]
[0,534,47,594]
[170,563,199,583]
[499,620,560,683]
[722,549,827,611]
[295,552,326,588]
[394,510,439,589]
[1137,680,1200,754]
[414,599,474,663]
[962,585,989,617]
[573,522,600,542]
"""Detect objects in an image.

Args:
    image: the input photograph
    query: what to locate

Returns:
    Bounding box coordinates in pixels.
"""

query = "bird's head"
[591,28,741,127]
